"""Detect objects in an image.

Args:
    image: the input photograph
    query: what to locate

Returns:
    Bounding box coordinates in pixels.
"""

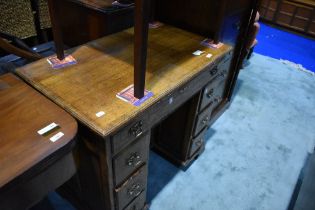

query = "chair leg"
[247,47,254,60]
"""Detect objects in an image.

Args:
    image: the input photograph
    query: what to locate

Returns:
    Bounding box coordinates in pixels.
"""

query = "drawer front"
[194,106,212,136]
[123,191,146,210]
[149,59,227,126]
[150,81,197,126]
[190,128,206,157]
[200,69,229,111]
[115,166,147,210]
[111,115,149,155]
[218,51,232,71]
[113,132,150,186]
[200,76,222,111]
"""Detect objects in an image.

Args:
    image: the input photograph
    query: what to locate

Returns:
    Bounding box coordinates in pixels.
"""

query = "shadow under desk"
[16,24,234,210]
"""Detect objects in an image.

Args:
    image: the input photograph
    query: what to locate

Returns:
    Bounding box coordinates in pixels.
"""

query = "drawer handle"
[214,97,222,103]
[219,70,227,78]
[126,152,142,167]
[206,89,214,98]
[195,139,203,147]
[209,67,218,76]
[201,116,210,125]
[127,183,142,197]
[129,121,143,138]
[179,87,187,94]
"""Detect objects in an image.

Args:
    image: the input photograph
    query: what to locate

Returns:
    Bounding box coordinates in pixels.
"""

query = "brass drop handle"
[219,70,227,78]
[209,67,218,76]
[179,86,189,94]
[127,183,142,197]
[126,152,141,167]
[202,116,210,125]
[214,97,222,103]
[129,121,143,138]
[195,139,203,147]
[206,89,214,98]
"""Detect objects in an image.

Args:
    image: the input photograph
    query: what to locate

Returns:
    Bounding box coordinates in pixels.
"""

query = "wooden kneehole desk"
[0,73,77,210]
[17,25,233,210]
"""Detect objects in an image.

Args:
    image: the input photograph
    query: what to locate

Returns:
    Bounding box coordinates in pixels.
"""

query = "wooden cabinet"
[260,0,315,37]
[53,0,134,47]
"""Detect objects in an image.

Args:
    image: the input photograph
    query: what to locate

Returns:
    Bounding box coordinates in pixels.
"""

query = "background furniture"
[51,0,135,47]
[0,0,51,44]
[0,73,77,210]
[259,0,315,37]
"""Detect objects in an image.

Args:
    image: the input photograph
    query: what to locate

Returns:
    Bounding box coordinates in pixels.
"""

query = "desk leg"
[76,134,115,210]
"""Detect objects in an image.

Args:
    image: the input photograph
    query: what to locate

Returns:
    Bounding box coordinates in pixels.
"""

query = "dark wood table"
[0,73,77,210]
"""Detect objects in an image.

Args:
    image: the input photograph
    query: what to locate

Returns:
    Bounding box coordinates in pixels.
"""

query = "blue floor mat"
[255,22,315,72]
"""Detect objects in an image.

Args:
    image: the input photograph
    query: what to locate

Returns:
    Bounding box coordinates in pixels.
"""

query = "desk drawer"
[194,106,212,137]
[218,51,232,71]
[150,82,196,125]
[190,128,206,157]
[199,71,227,111]
[111,115,149,155]
[123,191,146,210]
[113,132,150,186]
[115,166,147,210]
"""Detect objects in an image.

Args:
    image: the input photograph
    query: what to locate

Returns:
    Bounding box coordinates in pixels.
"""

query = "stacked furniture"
[14,0,261,209]
[260,0,315,37]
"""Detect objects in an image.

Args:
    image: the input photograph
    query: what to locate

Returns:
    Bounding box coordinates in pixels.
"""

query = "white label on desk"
[193,50,204,56]
[50,132,64,142]
[96,111,105,118]
[37,122,58,135]
[206,53,213,58]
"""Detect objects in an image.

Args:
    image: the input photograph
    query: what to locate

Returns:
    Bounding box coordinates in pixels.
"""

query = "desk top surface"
[0,73,77,187]
[17,25,231,137]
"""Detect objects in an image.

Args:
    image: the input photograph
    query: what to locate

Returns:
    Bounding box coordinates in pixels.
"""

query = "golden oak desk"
[17,25,233,210]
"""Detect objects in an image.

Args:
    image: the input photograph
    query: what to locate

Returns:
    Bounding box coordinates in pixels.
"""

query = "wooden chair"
[0,32,42,61]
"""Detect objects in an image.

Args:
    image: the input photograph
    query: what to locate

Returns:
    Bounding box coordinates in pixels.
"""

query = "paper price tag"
[38,122,59,135]
[206,54,213,58]
[96,111,105,118]
[50,132,64,142]
[193,50,204,56]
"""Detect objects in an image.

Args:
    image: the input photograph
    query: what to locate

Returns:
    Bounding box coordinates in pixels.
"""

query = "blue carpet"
[147,53,315,210]
[255,23,315,73]
[46,53,315,210]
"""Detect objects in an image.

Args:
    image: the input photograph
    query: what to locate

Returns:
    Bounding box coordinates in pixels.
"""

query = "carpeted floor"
[147,53,315,210]
[46,53,315,210]
[255,23,315,73]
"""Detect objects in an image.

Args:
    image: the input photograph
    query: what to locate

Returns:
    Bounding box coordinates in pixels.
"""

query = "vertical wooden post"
[226,0,262,100]
[47,0,65,60]
[134,0,150,99]
[213,0,228,44]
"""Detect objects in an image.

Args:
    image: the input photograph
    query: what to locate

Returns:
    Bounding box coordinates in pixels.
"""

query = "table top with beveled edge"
[0,73,77,188]
[16,24,232,138]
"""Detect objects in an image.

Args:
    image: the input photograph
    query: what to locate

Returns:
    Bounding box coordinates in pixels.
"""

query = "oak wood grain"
[0,73,77,188]
[16,24,231,138]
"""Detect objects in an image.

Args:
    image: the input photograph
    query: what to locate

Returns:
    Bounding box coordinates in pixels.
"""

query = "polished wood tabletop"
[0,73,77,188]
[16,24,231,137]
